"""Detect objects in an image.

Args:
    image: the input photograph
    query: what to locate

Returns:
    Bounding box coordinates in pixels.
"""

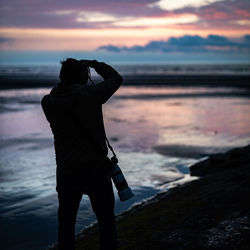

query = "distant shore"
[1,74,250,89]
[50,144,250,250]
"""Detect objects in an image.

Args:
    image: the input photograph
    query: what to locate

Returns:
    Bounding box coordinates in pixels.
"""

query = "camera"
[106,156,134,201]
[79,60,95,84]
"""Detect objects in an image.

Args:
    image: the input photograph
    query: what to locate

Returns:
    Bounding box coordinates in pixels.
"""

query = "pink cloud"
[202,10,229,20]
[235,9,250,18]
[167,0,250,33]
[0,0,249,33]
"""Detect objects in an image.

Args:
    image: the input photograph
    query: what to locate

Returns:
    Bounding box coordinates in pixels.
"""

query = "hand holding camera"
[79,59,98,84]
[80,59,98,68]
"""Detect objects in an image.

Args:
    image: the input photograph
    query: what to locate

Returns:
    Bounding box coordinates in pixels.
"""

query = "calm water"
[1,63,250,77]
[0,84,250,249]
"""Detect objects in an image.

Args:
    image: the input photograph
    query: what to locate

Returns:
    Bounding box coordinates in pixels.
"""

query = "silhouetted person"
[41,58,123,250]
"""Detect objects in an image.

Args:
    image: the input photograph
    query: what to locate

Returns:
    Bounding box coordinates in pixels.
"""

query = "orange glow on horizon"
[1,27,249,51]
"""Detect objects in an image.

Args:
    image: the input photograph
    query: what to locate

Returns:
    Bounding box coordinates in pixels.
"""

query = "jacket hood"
[48,83,87,112]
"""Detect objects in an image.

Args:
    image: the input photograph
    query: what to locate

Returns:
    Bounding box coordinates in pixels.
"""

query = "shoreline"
[1,74,250,89]
[50,144,250,249]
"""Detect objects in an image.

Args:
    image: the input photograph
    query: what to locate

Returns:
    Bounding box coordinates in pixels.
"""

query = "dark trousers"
[57,172,116,250]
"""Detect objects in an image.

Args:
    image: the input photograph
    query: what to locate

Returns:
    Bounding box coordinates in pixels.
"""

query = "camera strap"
[105,137,116,157]
[67,96,117,158]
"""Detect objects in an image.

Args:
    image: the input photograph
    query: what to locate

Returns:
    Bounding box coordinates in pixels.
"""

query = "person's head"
[59,58,88,85]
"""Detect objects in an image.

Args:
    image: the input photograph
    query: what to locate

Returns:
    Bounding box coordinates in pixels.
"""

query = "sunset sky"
[0,0,250,63]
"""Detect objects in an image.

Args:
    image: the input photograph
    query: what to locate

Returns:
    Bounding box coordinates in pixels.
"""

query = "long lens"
[109,161,134,201]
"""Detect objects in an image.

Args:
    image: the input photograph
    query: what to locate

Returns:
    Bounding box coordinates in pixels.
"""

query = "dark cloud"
[98,34,250,53]
[244,35,250,43]
[0,37,12,43]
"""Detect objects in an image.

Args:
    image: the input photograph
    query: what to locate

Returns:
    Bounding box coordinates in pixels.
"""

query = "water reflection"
[0,85,250,249]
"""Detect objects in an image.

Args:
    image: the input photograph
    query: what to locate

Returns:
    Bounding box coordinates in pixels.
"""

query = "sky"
[0,0,250,63]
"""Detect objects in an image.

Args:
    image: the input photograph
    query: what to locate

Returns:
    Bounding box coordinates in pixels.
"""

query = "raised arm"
[82,60,123,104]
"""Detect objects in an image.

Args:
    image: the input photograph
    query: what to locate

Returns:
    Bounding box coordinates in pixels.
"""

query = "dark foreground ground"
[51,145,250,250]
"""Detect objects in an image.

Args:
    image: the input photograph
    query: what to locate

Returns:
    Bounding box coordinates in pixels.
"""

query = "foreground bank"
[50,145,250,249]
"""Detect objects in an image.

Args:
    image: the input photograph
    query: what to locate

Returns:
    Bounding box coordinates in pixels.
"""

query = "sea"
[0,64,250,250]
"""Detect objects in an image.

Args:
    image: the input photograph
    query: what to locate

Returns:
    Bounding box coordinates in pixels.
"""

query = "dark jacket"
[41,61,123,175]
